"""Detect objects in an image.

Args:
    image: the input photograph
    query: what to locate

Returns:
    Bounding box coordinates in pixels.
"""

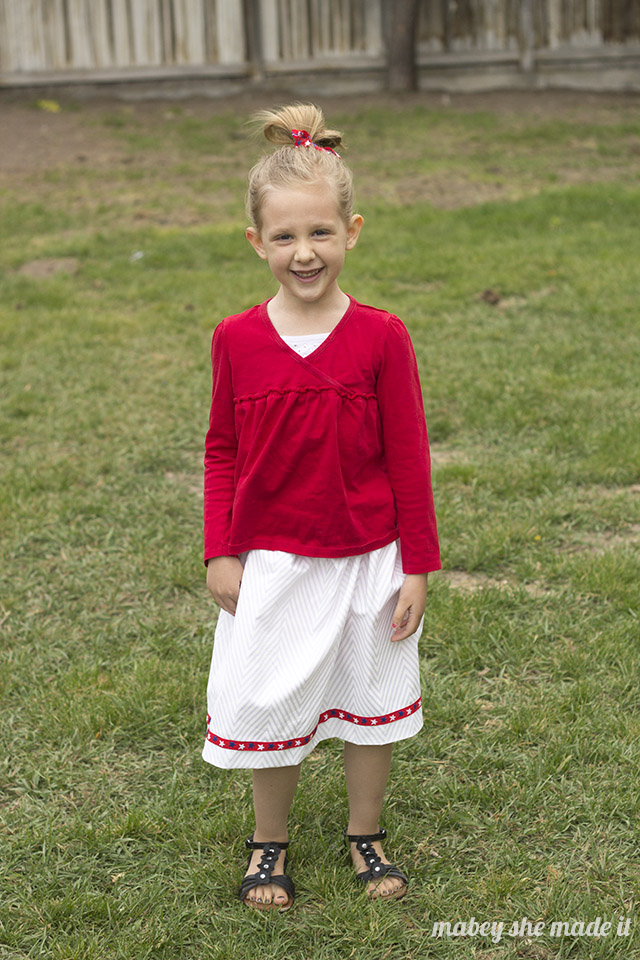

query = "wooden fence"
[418,0,640,52]
[1,0,639,91]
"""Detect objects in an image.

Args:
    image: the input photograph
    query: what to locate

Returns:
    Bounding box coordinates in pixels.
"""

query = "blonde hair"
[246,103,355,229]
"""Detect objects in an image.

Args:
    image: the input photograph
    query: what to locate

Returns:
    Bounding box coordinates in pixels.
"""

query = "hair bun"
[252,102,343,151]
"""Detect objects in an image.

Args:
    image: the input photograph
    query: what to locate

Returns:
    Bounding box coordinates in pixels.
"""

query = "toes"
[245,889,271,908]
[368,876,406,900]
[246,884,287,909]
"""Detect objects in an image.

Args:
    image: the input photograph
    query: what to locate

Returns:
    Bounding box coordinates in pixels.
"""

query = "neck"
[270,287,349,327]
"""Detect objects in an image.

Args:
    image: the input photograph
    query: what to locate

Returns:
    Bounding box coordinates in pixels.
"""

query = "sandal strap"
[356,862,408,886]
[243,837,288,883]
[245,835,289,851]
[345,827,387,843]
[346,828,408,888]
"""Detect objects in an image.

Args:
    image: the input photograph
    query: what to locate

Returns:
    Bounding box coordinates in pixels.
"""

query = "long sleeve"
[203,321,237,563]
[376,315,441,574]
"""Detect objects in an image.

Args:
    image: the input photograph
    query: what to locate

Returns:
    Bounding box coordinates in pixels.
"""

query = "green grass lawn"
[1,94,639,959]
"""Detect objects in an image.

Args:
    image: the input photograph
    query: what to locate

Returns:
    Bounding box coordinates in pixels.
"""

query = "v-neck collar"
[260,295,357,363]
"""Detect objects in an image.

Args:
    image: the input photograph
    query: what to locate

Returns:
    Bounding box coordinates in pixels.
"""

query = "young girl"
[202,104,441,911]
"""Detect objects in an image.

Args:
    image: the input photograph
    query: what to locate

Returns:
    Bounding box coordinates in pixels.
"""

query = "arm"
[203,321,238,564]
[376,316,441,639]
[376,314,441,575]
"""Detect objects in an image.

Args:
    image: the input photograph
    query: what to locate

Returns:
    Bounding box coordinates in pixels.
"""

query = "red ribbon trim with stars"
[205,696,421,752]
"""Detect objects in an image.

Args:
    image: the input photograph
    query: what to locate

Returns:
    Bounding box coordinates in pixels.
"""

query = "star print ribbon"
[290,128,340,157]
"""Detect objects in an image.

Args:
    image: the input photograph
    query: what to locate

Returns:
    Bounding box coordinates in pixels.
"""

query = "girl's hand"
[206,556,244,616]
[391,573,428,642]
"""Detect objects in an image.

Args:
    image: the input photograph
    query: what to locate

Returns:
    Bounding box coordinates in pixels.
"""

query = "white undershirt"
[280,331,330,358]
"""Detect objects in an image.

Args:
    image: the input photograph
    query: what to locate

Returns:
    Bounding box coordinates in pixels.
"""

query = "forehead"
[259,181,342,226]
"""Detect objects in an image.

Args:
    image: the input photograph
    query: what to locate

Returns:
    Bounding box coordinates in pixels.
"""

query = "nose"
[293,237,315,264]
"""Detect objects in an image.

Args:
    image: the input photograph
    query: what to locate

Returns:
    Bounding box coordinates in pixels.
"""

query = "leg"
[343,742,407,900]
[242,762,301,908]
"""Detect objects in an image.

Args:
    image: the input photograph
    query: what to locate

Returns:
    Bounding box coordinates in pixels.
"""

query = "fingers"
[220,588,240,616]
[206,575,242,617]
[391,608,419,642]
[206,589,238,616]
[391,575,428,642]
[390,601,424,641]
[205,557,244,616]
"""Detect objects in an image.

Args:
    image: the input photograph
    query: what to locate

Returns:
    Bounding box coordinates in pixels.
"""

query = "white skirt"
[202,538,424,769]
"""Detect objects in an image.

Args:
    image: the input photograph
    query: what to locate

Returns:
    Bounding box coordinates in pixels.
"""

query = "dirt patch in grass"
[436,570,551,597]
[164,471,203,497]
[0,102,128,173]
[17,257,79,277]
[561,524,640,556]
[576,483,640,499]
[429,444,476,467]
[394,173,509,209]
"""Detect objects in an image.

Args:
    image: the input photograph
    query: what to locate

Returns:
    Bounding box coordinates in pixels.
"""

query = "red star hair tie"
[290,128,340,157]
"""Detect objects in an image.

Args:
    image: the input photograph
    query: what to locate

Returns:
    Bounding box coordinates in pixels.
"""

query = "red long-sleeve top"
[203,296,441,575]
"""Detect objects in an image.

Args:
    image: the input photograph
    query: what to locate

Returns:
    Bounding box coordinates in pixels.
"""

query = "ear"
[245,226,268,260]
[345,214,364,251]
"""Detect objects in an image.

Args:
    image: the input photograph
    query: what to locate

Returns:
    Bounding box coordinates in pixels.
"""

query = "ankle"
[252,831,289,844]
[347,823,381,838]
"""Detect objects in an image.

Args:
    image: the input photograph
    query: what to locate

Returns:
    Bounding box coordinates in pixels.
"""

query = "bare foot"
[348,835,408,901]
[242,840,292,910]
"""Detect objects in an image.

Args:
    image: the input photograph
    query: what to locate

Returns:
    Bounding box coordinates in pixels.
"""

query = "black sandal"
[346,827,408,900]
[238,835,295,912]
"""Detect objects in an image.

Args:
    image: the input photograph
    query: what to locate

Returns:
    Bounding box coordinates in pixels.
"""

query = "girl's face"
[245,180,363,311]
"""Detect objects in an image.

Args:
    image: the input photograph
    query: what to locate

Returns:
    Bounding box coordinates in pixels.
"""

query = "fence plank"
[547,0,561,46]
[289,0,310,58]
[418,0,445,51]
[203,0,217,61]
[259,0,279,59]
[364,0,383,53]
[3,0,43,70]
[311,0,332,54]
[482,0,500,48]
[587,0,602,44]
[331,0,349,52]
[91,0,113,67]
[278,0,291,59]
[521,0,535,65]
[110,0,131,66]
[42,0,68,69]
[20,0,42,70]
[5,0,24,70]
[0,1,9,71]
[130,0,162,65]
[216,0,245,62]
[160,0,173,62]
[173,0,206,63]
[172,0,185,62]
[65,0,91,68]
[31,0,49,69]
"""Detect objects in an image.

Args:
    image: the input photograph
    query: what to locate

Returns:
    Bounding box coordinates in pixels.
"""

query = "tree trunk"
[385,0,420,91]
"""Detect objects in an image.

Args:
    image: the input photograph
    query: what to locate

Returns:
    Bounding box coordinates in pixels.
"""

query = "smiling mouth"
[291,267,323,281]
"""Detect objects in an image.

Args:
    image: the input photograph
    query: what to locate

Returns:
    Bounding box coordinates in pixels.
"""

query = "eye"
[273,233,292,241]
[313,228,331,237]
